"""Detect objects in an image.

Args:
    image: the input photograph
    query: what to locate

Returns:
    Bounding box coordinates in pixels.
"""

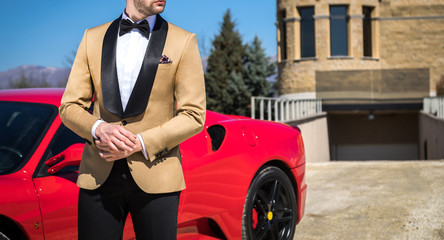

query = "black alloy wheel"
[242,166,297,240]
[0,232,10,240]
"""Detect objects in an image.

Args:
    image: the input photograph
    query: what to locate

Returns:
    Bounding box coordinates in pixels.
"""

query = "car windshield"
[0,102,56,175]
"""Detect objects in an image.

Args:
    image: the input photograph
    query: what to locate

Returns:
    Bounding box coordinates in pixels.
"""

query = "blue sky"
[0,0,277,72]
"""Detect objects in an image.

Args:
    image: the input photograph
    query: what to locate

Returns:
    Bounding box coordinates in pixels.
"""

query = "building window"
[330,5,349,56]
[299,7,316,58]
[278,10,287,60]
[363,6,374,57]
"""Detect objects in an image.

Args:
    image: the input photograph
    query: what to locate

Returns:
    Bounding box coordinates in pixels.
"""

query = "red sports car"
[0,88,306,240]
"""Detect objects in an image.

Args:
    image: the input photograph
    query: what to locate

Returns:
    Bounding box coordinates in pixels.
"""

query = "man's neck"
[124,8,151,22]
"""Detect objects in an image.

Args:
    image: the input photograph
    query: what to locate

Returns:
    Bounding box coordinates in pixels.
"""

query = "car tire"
[0,232,10,240]
[242,166,297,240]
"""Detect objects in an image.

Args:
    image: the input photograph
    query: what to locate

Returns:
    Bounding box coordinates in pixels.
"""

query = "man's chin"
[152,5,165,14]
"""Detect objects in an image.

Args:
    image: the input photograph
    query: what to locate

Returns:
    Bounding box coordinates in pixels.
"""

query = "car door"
[32,124,137,239]
[31,124,83,239]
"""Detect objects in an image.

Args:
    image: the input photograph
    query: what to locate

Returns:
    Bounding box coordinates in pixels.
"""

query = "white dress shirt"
[92,11,157,160]
[117,12,156,109]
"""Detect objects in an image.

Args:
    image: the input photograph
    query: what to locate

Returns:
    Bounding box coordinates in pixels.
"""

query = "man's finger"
[96,136,132,153]
[106,139,120,152]
[118,127,138,143]
[96,139,119,152]
[95,140,107,149]
[101,151,128,162]
[115,136,136,150]
[99,151,119,160]
[99,151,107,158]
[106,126,136,149]
[111,137,134,152]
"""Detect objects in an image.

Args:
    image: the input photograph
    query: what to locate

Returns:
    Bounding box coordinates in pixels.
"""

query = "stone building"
[276,0,444,160]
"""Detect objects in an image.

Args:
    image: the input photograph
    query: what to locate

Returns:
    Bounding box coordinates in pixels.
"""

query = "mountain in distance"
[1,55,276,90]
[0,65,70,89]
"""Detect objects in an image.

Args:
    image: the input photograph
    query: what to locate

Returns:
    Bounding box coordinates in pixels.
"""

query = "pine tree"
[226,71,251,116]
[205,9,246,114]
[244,36,276,97]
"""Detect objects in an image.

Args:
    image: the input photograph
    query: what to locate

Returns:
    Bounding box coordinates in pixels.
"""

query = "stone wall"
[316,68,430,99]
[286,113,331,162]
[277,0,444,98]
[419,111,444,160]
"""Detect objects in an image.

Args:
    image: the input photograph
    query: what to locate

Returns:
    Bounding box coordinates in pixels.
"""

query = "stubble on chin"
[134,0,165,16]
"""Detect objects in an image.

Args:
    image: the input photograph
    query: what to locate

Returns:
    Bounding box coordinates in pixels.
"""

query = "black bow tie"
[119,19,150,38]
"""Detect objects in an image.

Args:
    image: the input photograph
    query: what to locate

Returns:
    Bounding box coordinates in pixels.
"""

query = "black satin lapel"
[124,15,169,118]
[101,17,124,118]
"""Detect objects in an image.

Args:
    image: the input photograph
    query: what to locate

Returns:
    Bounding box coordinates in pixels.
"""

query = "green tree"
[244,36,276,98]
[225,71,251,116]
[205,9,246,115]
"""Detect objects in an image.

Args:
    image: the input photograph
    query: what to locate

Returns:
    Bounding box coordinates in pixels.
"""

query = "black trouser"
[78,159,180,240]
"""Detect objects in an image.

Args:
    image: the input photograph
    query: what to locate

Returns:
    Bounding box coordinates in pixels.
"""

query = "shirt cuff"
[91,119,105,140]
[137,134,148,160]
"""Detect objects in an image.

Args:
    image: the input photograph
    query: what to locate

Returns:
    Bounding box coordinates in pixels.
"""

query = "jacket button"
[122,120,127,126]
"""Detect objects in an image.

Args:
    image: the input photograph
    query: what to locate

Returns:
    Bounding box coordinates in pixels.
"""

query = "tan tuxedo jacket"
[59,15,206,194]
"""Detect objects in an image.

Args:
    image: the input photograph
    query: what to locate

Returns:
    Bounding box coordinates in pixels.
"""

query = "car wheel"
[242,166,297,240]
[0,232,10,240]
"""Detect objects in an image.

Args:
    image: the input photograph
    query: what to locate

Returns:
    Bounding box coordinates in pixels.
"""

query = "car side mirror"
[45,143,84,175]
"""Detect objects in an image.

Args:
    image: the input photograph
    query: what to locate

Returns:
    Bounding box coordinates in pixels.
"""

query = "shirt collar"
[122,10,157,33]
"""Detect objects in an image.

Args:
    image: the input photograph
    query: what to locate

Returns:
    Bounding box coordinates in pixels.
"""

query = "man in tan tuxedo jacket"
[59,0,205,239]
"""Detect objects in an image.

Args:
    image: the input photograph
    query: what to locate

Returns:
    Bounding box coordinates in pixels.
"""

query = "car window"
[35,124,84,177]
[0,102,56,175]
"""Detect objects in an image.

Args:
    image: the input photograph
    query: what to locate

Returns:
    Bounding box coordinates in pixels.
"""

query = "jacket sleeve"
[140,33,206,161]
[59,29,99,145]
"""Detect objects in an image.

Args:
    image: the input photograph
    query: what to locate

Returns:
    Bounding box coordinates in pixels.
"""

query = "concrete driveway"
[294,161,444,240]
